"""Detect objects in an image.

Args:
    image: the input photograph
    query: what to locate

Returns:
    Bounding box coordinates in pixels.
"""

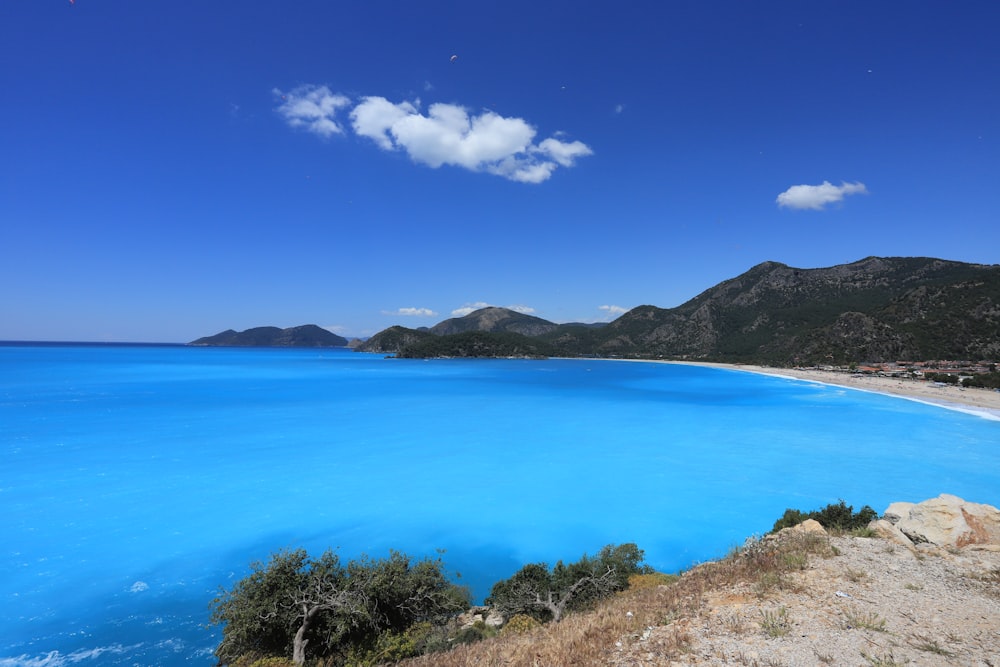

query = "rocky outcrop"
[879,494,1000,549]
[456,606,504,630]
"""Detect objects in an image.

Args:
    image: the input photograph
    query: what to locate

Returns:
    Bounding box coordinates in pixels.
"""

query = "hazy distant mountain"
[364,257,999,363]
[429,307,560,336]
[190,325,348,347]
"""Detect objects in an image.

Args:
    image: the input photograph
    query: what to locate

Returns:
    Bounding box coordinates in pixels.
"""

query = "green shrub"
[771,500,878,533]
[452,620,498,646]
[486,543,651,623]
[964,372,1000,389]
[771,508,810,532]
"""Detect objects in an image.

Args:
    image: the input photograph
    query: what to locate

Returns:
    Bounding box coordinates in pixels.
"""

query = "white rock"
[883,494,1000,548]
[871,518,915,549]
[883,501,915,524]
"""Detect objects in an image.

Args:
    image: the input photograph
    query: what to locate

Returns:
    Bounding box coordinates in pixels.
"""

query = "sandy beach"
[687,362,1000,420]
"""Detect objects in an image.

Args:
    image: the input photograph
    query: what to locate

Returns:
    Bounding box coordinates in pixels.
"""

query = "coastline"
[677,361,1000,421]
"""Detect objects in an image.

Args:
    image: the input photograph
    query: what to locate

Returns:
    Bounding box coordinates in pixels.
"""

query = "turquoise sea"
[2,343,998,665]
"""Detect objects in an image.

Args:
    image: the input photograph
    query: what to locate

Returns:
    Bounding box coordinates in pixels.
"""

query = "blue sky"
[2,1,997,342]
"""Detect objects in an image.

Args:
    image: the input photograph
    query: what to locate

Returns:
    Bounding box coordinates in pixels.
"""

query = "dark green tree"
[485,543,650,623]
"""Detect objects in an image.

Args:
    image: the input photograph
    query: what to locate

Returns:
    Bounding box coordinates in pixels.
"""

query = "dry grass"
[843,606,887,632]
[396,530,835,667]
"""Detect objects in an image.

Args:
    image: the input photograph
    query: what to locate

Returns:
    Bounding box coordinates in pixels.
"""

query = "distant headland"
[189,324,347,348]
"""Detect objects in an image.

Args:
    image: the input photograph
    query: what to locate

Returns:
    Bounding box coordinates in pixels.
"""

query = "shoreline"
[675,361,1000,421]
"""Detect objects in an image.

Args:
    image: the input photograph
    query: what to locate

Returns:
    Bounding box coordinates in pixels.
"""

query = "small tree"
[486,543,650,623]
[208,549,311,664]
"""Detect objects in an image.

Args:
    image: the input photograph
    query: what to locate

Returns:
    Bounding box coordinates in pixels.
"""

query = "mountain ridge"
[365,257,1000,363]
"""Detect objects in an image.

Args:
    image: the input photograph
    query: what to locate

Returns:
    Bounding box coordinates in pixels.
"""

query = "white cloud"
[383,307,438,317]
[776,181,868,210]
[614,104,624,114]
[274,85,351,138]
[535,137,593,167]
[351,96,420,150]
[275,84,592,183]
[599,305,628,315]
[451,302,492,317]
[505,304,536,314]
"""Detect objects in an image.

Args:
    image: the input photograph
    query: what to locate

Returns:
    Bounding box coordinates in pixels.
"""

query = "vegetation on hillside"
[210,543,650,666]
[771,499,879,534]
[484,543,651,623]
[399,527,840,666]
[394,331,558,358]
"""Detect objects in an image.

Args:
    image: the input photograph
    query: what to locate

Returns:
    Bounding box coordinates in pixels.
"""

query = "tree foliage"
[964,371,1000,389]
[396,330,558,359]
[771,500,878,533]
[209,549,469,666]
[484,543,651,623]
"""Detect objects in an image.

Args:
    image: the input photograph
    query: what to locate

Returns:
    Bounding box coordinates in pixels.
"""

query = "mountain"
[190,325,348,347]
[363,257,999,363]
[355,326,435,354]
[553,256,1000,364]
[429,307,560,336]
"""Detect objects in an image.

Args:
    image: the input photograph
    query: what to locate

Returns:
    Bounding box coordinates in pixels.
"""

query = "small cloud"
[274,85,352,138]
[776,181,868,210]
[599,305,628,315]
[614,104,624,114]
[451,302,492,317]
[383,307,438,317]
[506,304,536,314]
[323,325,349,335]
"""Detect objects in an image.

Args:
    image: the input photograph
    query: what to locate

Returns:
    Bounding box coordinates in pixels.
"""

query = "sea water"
[1,344,998,665]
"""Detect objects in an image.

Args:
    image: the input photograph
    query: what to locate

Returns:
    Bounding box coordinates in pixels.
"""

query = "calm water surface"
[2,344,998,665]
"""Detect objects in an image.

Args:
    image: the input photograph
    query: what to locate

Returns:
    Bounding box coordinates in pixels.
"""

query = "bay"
[1,344,998,665]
